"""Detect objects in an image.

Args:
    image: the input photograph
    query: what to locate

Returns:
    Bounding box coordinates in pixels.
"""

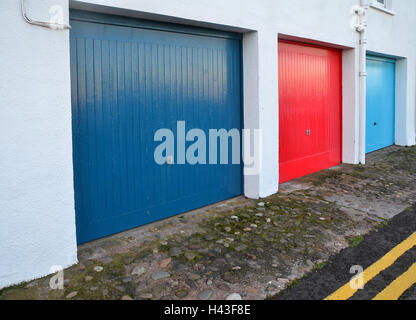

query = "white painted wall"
[243,30,279,199]
[0,0,415,287]
[0,0,77,288]
[366,1,416,146]
[69,0,416,194]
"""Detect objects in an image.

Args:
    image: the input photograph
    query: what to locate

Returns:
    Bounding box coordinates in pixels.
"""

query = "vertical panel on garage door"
[279,40,342,183]
[366,56,396,153]
[70,11,242,244]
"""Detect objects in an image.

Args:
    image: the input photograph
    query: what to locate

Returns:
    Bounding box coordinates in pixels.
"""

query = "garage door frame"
[70,9,243,40]
[366,54,396,154]
[278,39,343,183]
[69,9,244,244]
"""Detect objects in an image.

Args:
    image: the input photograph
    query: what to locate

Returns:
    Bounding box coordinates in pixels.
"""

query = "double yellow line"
[325,232,416,301]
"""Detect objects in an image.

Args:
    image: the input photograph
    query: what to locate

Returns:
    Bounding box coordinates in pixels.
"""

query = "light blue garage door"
[70,10,243,244]
[366,55,396,153]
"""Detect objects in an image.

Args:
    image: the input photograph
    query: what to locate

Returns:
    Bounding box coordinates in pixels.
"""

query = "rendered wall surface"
[69,0,416,191]
[0,0,77,288]
[0,0,415,287]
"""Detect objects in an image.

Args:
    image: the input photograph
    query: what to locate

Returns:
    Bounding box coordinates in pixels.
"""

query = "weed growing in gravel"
[349,236,364,247]
[313,262,326,271]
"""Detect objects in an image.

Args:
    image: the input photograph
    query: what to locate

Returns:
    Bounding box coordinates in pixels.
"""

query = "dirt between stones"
[1,146,415,300]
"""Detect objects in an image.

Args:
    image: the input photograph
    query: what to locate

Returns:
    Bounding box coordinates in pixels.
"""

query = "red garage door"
[279,40,342,183]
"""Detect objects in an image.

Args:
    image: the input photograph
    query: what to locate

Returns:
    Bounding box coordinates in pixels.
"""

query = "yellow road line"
[325,232,416,300]
[373,262,416,300]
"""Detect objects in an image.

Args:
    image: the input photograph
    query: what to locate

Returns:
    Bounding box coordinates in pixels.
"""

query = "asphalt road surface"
[274,205,416,300]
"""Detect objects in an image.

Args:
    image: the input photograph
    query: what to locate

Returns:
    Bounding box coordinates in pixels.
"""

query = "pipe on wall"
[357,0,369,164]
[21,0,71,30]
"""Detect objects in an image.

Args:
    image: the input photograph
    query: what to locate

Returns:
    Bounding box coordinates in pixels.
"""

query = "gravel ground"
[1,146,415,300]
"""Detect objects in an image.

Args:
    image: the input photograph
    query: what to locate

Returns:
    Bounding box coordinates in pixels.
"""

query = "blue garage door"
[70,10,242,244]
[366,55,396,153]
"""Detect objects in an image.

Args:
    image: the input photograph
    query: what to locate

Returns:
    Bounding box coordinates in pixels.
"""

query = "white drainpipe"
[355,0,369,164]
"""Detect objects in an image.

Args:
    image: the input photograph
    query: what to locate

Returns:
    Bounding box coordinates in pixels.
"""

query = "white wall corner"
[0,0,78,289]
[406,57,416,146]
[242,30,279,199]
[342,48,360,164]
[243,31,261,199]
[395,58,408,146]
[395,57,416,147]
[258,30,279,198]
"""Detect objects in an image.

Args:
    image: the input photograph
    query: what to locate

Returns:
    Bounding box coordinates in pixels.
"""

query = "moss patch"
[349,236,364,248]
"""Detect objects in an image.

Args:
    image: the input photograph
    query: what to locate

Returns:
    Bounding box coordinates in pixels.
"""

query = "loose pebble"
[94,266,103,273]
